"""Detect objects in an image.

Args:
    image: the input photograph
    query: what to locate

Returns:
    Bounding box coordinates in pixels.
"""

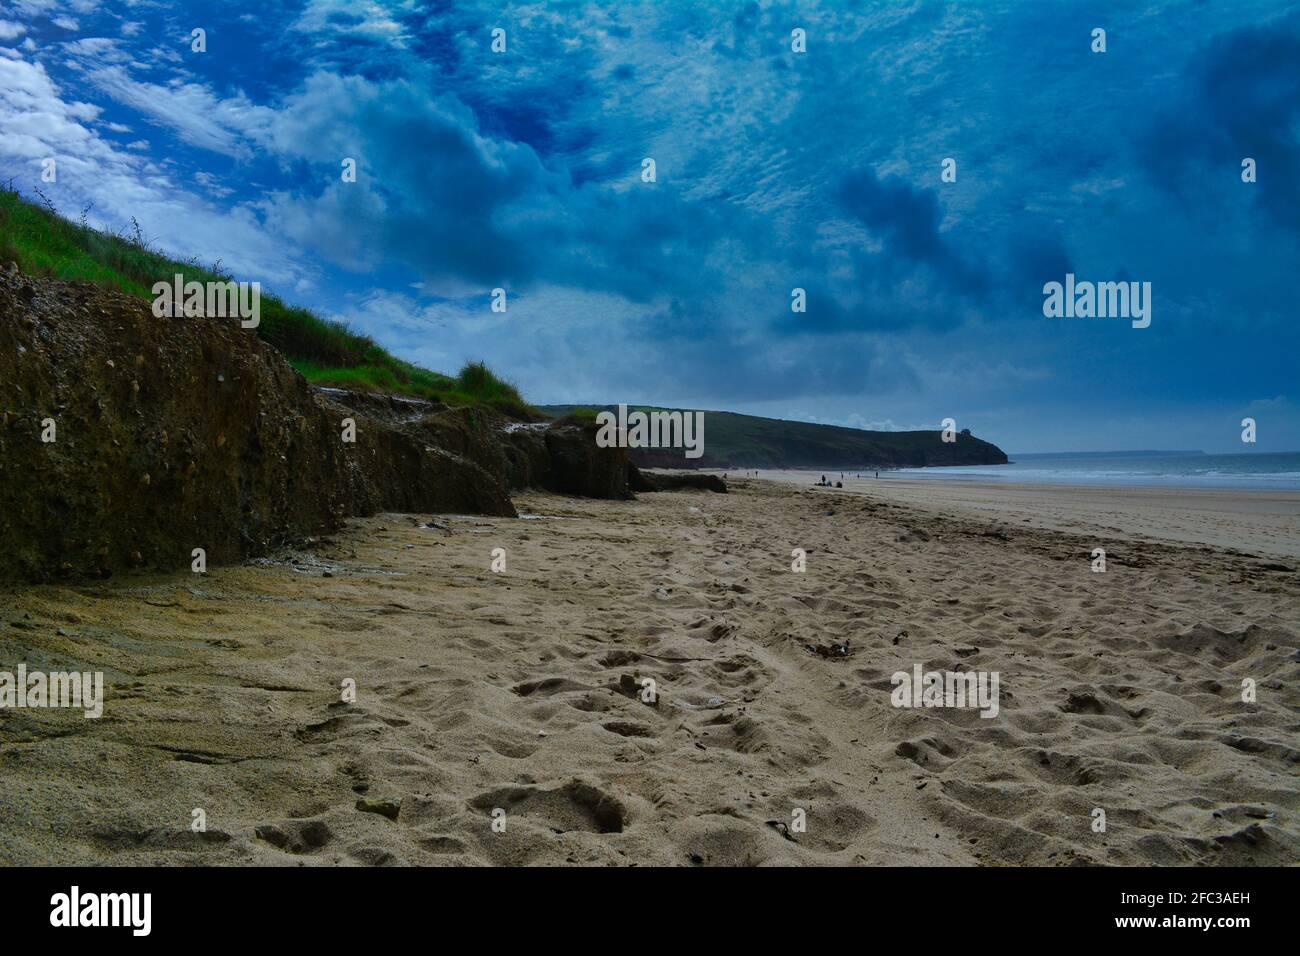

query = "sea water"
[894,451,1300,491]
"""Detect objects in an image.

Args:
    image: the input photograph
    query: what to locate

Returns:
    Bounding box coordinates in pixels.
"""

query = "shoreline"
[736,470,1300,559]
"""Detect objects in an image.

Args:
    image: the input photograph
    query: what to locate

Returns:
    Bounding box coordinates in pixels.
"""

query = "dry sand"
[1,478,1296,866]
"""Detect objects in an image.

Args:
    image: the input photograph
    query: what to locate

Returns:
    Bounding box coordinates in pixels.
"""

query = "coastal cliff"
[542,406,1009,470]
[0,268,624,581]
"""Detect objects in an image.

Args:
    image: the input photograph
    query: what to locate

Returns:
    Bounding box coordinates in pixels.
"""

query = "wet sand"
[1,479,1296,865]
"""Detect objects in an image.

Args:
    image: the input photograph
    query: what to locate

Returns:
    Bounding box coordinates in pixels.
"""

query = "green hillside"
[0,186,528,416]
[541,405,1009,469]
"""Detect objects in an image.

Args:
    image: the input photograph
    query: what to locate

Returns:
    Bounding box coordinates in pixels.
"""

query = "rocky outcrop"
[542,421,631,499]
[628,464,727,493]
[501,420,630,500]
[0,268,514,581]
[626,460,656,493]
[500,422,553,491]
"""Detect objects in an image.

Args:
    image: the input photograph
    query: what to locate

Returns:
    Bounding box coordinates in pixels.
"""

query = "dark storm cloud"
[1141,13,1300,230]
[258,71,756,304]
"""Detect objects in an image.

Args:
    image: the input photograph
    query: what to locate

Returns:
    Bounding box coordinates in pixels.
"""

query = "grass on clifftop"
[0,186,529,416]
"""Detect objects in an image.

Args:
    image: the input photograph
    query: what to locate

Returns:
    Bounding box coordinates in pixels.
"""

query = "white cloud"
[193,169,233,198]
[64,37,133,62]
[291,0,414,47]
[0,56,103,160]
[0,21,28,40]
[79,63,274,156]
[0,55,310,287]
[10,0,100,13]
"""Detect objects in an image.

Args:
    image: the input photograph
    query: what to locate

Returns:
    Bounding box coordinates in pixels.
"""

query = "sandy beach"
[1,477,1296,866]
[755,470,1300,558]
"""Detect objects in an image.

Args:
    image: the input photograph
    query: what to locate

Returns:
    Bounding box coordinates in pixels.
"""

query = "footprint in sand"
[468,780,627,834]
[255,819,333,855]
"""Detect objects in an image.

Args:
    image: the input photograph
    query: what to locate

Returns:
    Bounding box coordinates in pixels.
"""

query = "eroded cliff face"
[500,420,632,500]
[0,269,626,581]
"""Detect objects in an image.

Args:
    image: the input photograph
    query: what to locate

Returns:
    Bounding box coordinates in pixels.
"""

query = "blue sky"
[1,0,1296,454]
